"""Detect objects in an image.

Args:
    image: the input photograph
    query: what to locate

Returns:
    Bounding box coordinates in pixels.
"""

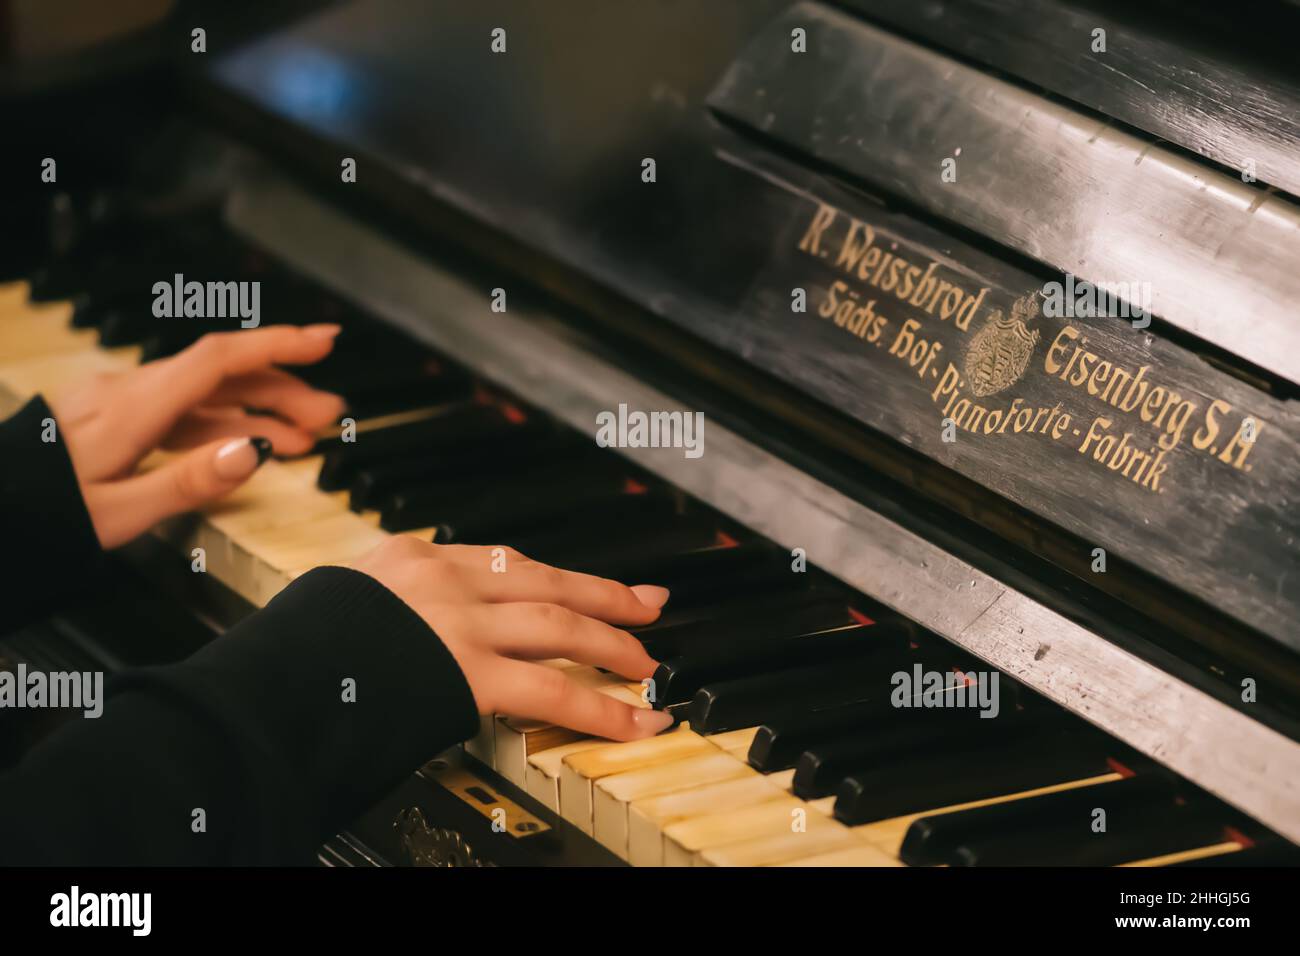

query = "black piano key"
[97,308,158,347]
[348,426,589,511]
[582,542,801,609]
[634,590,857,660]
[299,349,446,390]
[30,258,145,306]
[298,354,474,420]
[687,645,922,735]
[28,241,159,302]
[635,579,856,632]
[138,328,213,361]
[530,520,724,576]
[899,774,1176,866]
[29,222,246,303]
[68,291,117,329]
[833,728,1113,825]
[502,496,704,559]
[2,191,78,282]
[653,621,887,707]
[748,674,1028,772]
[453,488,677,544]
[0,191,43,277]
[434,478,662,543]
[326,376,471,422]
[792,703,1040,799]
[316,403,511,491]
[951,797,1225,866]
[381,453,633,533]
[749,700,896,772]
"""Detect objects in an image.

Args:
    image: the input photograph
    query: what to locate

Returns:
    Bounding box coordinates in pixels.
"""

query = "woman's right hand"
[349,537,676,741]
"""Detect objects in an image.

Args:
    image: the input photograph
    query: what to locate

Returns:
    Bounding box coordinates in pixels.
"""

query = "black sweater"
[0,396,480,865]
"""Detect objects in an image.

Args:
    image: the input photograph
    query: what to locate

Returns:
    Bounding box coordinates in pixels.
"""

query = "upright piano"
[1,0,1298,866]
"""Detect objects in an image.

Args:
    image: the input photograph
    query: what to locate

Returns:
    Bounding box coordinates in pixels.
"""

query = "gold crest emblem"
[964,292,1041,397]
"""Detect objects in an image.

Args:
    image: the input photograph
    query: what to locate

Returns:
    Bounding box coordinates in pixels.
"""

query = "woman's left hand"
[48,325,346,548]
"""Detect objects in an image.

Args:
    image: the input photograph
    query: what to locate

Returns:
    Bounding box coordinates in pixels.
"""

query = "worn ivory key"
[592,751,754,857]
[782,843,902,866]
[660,794,837,866]
[560,730,716,835]
[698,818,871,866]
[0,280,31,313]
[525,739,612,813]
[0,301,85,360]
[626,770,796,867]
[703,726,759,759]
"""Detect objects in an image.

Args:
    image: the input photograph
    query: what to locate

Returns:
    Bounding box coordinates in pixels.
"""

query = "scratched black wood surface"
[842,0,1300,199]
[203,0,1300,644]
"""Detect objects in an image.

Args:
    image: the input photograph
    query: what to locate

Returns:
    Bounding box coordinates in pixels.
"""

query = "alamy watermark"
[152,273,260,328]
[595,403,704,459]
[0,664,103,718]
[891,664,1000,718]
[50,886,151,936]
[1041,274,1152,328]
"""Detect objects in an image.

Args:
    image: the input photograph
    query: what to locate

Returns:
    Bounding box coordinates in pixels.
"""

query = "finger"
[128,325,341,441]
[83,436,272,548]
[163,408,317,457]
[450,603,658,679]
[205,368,345,431]
[436,545,670,626]
[490,659,674,741]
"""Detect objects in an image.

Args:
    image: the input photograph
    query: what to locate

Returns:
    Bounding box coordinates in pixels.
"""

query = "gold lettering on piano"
[932,367,1070,441]
[798,203,990,332]
[1045,325,1263,474]
[787,200,1270,494]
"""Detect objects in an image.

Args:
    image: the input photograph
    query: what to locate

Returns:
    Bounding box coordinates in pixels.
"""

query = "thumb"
[85,437,273,548]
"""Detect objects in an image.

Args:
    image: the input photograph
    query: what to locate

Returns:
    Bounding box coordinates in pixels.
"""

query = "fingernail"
[304,323,342,339]
[213,437,264,480]
[631,584,670,609]
[632,709,675,736]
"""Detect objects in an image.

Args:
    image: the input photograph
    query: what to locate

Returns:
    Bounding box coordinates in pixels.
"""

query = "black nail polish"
[250,437,273,465]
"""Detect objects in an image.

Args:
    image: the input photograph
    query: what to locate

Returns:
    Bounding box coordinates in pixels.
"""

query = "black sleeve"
[0,566,481,865]
[0,395,103,629]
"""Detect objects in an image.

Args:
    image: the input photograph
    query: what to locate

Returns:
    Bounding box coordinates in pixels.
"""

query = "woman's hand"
[48,325,345,548]
[350,537,676,742]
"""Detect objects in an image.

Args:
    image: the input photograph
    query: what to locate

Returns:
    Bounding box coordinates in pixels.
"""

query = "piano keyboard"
[0,216,1283,867]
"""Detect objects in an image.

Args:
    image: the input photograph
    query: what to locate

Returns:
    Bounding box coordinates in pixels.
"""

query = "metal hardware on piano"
[1,0,1298,867]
